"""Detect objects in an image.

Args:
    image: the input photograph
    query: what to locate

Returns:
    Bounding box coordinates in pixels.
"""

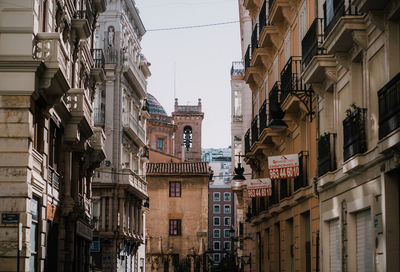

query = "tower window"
[183,126,192,151]
[157,138,164,152]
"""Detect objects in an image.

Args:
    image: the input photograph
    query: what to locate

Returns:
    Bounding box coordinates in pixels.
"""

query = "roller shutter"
[329,219,340,272]
[356,209,373,272]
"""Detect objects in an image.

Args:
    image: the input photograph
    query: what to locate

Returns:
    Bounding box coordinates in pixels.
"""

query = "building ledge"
[244,66,264,88]
[301,55,337,88]
[378,127,400,154]
[342,147,378,175]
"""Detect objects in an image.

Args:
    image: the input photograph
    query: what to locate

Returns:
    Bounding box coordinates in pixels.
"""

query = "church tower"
[172,98,204,161]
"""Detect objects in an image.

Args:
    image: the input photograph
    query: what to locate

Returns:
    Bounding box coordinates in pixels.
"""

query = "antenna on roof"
[173,62,176,100]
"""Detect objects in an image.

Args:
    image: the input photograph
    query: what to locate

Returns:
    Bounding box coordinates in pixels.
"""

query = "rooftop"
[147,162,211,175]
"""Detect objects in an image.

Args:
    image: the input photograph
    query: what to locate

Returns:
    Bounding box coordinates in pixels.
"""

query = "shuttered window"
[356,209,373,272]
[329,219,340,272]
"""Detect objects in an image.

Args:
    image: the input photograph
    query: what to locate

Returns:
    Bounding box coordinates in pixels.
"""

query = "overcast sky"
[135,0,241,149]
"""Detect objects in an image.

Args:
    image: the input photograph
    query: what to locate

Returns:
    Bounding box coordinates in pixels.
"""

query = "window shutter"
[356,209,373,272]
[329,219,340,272]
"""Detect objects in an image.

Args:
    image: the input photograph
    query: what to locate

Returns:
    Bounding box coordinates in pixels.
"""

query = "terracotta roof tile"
[146,162,211,175]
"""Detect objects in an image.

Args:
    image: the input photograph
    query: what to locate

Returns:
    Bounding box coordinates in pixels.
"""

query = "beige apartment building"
[0,0,107,271]
[301,0,400,271]
[90,1,151,271]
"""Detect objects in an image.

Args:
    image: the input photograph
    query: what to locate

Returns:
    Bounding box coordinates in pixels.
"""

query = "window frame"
[157,138,164,152]
[29,197,40,272]
[213,241,221,251]
[213,192,221,201]
[213,229,220,238]
[213,204,220,214]
[224,229,230,238]
[213,253,221,263]
[224,217,231,226]
[224,204,231,214]
[169,219,182,236]
[224,192,231,201]
[224,241,231,250]
[169,182,181,197]
[213,216,221,226]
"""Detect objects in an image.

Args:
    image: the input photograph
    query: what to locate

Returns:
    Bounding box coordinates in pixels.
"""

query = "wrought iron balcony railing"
[268,180,279,206]
[251,115,259,146]
[268,82,285,122]
[294,151,309,191]
[343,107,367,161]
[244,45,251,71]
[279,178,290,200]
[244,129,251,155]
[251,24,259,55]
[324,0,359,38]
[302,18,325,70]
[280,56,302,103]
[231,61,245,76]
[91,49,105,69]
[378,72,400,139]
[259,100,267,132]
[259,0,269,35]
[318,133,336,177]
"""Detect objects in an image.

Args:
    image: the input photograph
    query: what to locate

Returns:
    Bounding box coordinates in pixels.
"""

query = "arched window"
[183,126,192,151]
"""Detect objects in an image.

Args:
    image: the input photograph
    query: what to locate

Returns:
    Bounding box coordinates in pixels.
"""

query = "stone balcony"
[64,88,93,141]
[33,32,71,105]
[88,127,106,168]
[122,113,146,146]
[123,54,147,100]
[120,168,148,199]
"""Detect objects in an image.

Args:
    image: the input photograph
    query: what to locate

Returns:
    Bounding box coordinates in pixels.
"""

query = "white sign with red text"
[268,154,299,179]
[247,178,272,198]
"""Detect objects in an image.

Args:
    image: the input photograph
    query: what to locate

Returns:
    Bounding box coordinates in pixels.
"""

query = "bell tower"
[172,98,204,161]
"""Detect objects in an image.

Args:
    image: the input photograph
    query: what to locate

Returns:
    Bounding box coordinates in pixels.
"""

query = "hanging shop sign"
[268,154,299,179]
[247,178,272,198]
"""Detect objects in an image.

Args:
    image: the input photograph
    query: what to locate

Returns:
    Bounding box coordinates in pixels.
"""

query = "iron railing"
[269,82,285,122]
[48,166,60,190]
[259,100,267,133]
[244,45,251,71]
[302,18,325,70]
[251,24,259,55]
[324,0,359,38]
[244,129,251,155]
[279,179,290,200]
[91,49,105,69]
[104,47,124,64]
[294,151,309,191]
[343,107,367,161]
[269,0,275,12]
[231,61,245,76]
[378,72,400,139]
[251,115,259,146]
[280,56,302,103]
[259,0,269,35]
[76,0,95,28]
[318,133,336,177]
[269,180,279,206]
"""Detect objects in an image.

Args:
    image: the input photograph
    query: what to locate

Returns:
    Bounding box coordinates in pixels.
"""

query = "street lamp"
[241,254,251,272]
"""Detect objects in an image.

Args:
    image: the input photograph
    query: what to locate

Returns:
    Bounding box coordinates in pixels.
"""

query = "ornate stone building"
[90,0,151,271]
[0,0,107,271]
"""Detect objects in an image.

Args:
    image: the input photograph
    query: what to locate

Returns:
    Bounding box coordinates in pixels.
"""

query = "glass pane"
[30,223,37,251]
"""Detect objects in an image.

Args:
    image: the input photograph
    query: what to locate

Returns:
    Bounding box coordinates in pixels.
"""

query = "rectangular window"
[29,197,39,272]
[169,182,181,197]
[31,99,45,153]
[213,241,220,250]
[224,241,231,250]
[224,217,231,226]
[224,229,230,238]
[224,192,231,201]
[157,138,163,152]
[213,229,220,238]
[213,204,220,214]
[213,253,221,262]
[213,217,220,226]
[169,219,181,236]
[213,192,221,201]
[224,205,231,214]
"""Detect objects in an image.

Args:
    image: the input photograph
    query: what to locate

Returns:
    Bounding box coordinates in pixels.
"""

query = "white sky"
[135,0,241,148]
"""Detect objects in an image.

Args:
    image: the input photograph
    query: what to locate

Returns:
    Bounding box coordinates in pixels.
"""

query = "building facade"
[233,0,320,271]
[208,185,235,270]
[202,148,232,185]
[301,0,400,271]
[90,0,151,271]
[0,0,107,271]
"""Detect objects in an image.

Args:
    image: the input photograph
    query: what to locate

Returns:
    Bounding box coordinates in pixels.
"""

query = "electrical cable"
[147,20,239,32]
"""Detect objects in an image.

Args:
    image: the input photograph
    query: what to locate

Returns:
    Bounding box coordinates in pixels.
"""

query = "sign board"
[268,154,299,179]
[47,203,56,221]
[76,220,93,241]
[1,213,19,224]
[247,178,272,198]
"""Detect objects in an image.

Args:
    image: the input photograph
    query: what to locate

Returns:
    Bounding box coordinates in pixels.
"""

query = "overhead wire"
[147,20,239,32]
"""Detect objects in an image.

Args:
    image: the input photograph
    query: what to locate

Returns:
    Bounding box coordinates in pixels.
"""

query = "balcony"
[268,180,279,206]
[244,44,264,87]
[141,146,149,160]
[323,0,365,55]
[279,179,291,200]
[280,56,302,104]
[378,73,400,140]
[120,168,148,198]
[269,0,292,27]
[251,24,259,57]
[33,32,71,104]
[91,49,106,83]
[94,103,105,126]
[244,129,251,156]
[122,113,146,145]
[268,82,285,125]
[231,61,244,77]
[93,0,107,13]
[302,18,325,71]
[104,47,124,65]
[123,51,148,99]
[244,45,251,72]
[294,151,308,191]
[251,115,259,146]
[72,0,95,39]
[343,107,367,162]
[259,100,267,134]
[64,88,93,139]
[89,127,106,168]
[353,0,388,12]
